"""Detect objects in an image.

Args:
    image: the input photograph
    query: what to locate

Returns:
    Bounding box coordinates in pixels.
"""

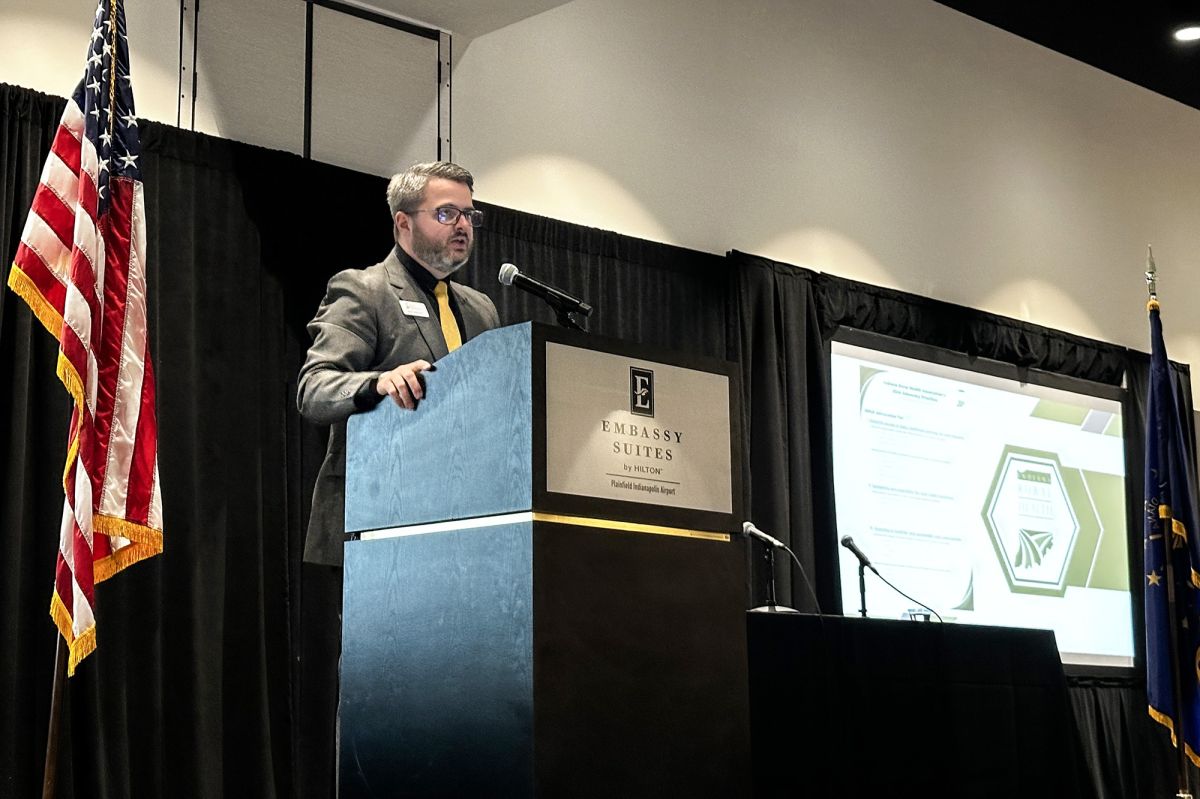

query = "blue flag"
[1144,301,1200,765]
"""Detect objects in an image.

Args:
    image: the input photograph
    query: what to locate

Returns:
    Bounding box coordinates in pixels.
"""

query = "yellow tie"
[435,280,462,352]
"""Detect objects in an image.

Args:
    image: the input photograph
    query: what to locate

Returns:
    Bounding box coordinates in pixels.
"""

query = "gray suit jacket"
[297,248,501,565]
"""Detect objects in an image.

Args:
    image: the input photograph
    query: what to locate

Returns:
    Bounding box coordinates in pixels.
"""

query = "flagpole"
[1146,248,1194,799]
[41,635,67,799]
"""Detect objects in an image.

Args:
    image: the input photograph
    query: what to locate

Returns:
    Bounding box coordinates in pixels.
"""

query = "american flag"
[7,0,163,675]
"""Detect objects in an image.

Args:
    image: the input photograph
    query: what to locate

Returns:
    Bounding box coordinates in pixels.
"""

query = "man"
[298,161,501,566]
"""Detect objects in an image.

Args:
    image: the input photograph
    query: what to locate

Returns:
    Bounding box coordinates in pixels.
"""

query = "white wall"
[452,0,1200,399]
[0,0,181,124]
[0,0,440,170]
[4,0,1199,399]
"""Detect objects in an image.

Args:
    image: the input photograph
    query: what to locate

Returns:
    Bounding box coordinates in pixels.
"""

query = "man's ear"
[394,211,411,233]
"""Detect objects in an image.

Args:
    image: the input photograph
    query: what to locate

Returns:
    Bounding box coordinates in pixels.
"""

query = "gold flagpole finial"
[1146,245,1160,311]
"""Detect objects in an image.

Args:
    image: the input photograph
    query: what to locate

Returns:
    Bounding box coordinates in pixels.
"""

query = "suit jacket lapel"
[382,250,448,361]
[451,282,486,341]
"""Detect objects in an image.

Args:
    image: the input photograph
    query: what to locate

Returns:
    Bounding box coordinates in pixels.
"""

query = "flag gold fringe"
[1158,506,1200,588]
[49,592,96,678]
[1149,704,1200,766]
[94,514,163,583]
[96,513,163,546]
[7,263,65,340]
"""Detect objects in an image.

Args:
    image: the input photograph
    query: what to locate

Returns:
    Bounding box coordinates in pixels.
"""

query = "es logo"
[630,367,654,417]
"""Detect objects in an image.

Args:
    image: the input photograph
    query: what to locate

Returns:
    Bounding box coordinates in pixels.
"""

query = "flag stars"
[121,113,138,129]
[116,153,138,170]
[87,78,101,94]
[99,131,113,147]
[1148,569,1163,587]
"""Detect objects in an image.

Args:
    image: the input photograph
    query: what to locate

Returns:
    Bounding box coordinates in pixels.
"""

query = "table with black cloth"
[747,613,1094,799]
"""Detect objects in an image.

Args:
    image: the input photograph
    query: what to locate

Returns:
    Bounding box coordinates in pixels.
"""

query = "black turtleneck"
[395,245,466,333]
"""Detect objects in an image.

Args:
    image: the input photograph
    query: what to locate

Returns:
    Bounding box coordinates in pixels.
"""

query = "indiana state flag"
[1144,299,1200,765]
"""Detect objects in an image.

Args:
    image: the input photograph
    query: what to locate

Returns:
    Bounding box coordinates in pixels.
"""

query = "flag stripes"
[7,0,163,675]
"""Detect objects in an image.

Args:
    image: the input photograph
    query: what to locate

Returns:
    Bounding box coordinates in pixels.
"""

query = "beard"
[410,225,473,279]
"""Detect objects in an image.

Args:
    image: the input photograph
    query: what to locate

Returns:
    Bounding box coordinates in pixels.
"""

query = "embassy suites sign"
[544,342,732,514]
[601,420,681,460]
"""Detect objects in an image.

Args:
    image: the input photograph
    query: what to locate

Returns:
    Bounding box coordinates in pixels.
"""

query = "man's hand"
[376,359,433,410]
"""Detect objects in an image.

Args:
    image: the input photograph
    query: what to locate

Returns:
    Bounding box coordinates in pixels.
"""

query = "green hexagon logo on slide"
[982,447,1079,596]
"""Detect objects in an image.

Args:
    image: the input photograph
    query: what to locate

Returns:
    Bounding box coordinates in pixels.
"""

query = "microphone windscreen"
[498,263,519,286]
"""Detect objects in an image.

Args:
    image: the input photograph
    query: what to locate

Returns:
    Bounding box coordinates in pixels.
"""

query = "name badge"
[400,300,430,318]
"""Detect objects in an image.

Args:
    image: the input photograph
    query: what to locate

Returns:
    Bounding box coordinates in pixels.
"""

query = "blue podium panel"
[346,322,743,535]
[341,521,535,797]
[345,324,533,533]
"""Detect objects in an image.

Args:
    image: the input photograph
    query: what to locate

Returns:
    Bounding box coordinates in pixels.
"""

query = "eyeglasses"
[406,206,485,227]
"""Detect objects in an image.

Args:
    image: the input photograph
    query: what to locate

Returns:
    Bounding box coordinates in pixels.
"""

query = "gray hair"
[386,161,474,216]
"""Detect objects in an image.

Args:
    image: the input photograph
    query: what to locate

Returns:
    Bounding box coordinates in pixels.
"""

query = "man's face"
[396,177,475,279]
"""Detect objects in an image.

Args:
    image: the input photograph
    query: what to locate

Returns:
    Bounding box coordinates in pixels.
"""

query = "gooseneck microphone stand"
[857,562,868,618]
[750,542,798,613]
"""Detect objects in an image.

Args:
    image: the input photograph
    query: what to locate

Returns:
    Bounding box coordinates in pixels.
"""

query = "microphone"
[743,521,824,616]
[498,263,593,318]
[840,535,878,573]
[743,521,786,549]
[841,535,943,621]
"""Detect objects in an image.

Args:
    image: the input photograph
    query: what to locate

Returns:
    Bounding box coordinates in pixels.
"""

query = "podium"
[340,323,750,797]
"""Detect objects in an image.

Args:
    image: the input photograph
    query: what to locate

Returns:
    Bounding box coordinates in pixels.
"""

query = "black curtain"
[730,253,835,611]
[811,270,1129,384]
[470,201,731,359]
[1,81,75,799]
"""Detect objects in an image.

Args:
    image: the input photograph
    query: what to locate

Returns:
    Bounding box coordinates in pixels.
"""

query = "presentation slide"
[831,338,1134,668]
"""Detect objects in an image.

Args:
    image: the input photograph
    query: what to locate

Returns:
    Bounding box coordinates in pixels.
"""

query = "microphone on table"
[743,521,787,549]
[841,535,943,622]
[742,521,821,615]
[840,535,879,574]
